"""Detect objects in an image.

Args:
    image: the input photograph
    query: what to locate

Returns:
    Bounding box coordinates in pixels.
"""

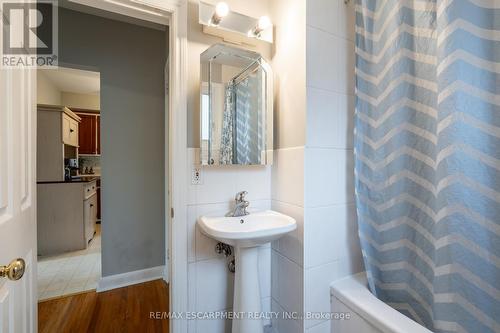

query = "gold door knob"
[0,258,25,281]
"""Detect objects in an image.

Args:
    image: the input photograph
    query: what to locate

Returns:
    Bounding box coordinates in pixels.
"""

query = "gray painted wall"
[59,8,168,276]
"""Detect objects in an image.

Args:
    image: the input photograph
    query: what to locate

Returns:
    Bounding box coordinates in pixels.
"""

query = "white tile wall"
[306,26,339,93]
[305,149,355,207]
[338,205,364,278]
[271,147,305,207]
[271,3,359,328]
[306,33,354,96]
[271,200,304,266]
[336,204,361,265]
[337,93,355,150]
[193,258,234,313]
[259,247,272,299]
[307,89,355,150]
[304,261,343,328]
[273,250,304,315]
[193,166,238,205]
[303,1,362,333]
[262,297,272,327]
[188,202,230,263]
[338,38,356,95]
[187,149,271,205]
[307,88,340,148]
[304,206,338,269]
[236,166,273,201]
[303,205,362,329]
[306,320,331,333]
[272,299,304,333]
[305,148,337,206]
[271,147,306,332]
[307,0,355,42]
[306,0,337,34]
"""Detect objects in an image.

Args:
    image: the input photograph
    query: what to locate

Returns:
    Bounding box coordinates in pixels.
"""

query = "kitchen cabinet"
[97,116,101,154]
[84,193,97,244]
[37,105,81,182]
[97,178,101,220]
[76,112,100,155]
[78,114,96,154]
[62,113,79,147]
[37,179,97,256]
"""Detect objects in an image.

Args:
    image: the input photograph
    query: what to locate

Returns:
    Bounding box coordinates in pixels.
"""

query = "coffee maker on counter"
[64,158,79,181]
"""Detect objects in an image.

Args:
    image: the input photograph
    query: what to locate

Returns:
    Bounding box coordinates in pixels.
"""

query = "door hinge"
[170,207,174,218]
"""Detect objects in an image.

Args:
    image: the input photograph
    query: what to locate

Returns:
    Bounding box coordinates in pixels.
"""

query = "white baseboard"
[97,265,165,292]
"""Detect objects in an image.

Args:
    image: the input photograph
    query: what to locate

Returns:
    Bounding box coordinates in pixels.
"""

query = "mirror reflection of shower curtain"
[220,85,233,164]
[235,71,262,164]
[220,70,262,164]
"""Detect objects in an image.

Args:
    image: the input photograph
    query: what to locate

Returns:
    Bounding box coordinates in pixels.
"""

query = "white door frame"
[62,1,188,333]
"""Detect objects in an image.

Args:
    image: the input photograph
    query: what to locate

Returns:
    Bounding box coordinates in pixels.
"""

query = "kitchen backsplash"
[79,156,101,174]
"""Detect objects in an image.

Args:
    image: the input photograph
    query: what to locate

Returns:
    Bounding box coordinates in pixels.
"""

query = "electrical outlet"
[191,166,202,185]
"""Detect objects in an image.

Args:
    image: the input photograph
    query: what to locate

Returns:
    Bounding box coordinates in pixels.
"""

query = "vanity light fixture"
[199,1,274,44]
[211,2,229,26]
[249,16,272,37]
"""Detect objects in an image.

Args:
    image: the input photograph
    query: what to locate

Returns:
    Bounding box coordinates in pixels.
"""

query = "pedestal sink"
[198,210,296,333]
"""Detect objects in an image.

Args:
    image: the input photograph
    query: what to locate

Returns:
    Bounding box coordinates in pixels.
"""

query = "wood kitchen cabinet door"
[96,116,101,154]
[78,114,96,154]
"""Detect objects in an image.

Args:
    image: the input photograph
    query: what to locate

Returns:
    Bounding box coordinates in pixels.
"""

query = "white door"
[0,65,37,332]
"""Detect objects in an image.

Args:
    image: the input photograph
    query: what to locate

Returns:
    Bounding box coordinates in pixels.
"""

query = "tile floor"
[38,225,101,301]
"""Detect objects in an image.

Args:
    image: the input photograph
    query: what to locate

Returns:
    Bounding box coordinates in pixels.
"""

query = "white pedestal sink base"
[232,246,264,333]
[197,211,297,333]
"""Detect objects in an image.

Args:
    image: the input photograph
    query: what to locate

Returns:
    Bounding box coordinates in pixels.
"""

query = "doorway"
[0,0,185,332]
[36,2,170,331]
[36,67,102,300]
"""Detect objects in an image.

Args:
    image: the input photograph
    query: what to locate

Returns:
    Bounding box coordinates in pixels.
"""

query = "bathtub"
[330,273,433,333]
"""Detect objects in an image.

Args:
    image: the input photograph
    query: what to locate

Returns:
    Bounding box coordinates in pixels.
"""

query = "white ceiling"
[39,67,100,95]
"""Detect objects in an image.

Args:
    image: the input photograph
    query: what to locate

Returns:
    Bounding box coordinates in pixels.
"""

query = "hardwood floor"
[38,279,169,333]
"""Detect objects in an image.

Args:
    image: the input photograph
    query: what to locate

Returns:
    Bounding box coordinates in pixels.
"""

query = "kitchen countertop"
[37,176,99,184]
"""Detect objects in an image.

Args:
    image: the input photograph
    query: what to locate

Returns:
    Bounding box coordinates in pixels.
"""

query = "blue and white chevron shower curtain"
[234,71,262,164]
[354,1,500,332]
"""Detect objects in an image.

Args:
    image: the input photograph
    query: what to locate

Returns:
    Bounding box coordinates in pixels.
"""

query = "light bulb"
[250,15,272,37]
[211,2,229,26]
[257,16,271,31]
[215,2,229,18]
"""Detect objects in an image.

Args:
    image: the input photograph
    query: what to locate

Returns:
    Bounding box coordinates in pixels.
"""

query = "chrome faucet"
[229,191,250,217]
